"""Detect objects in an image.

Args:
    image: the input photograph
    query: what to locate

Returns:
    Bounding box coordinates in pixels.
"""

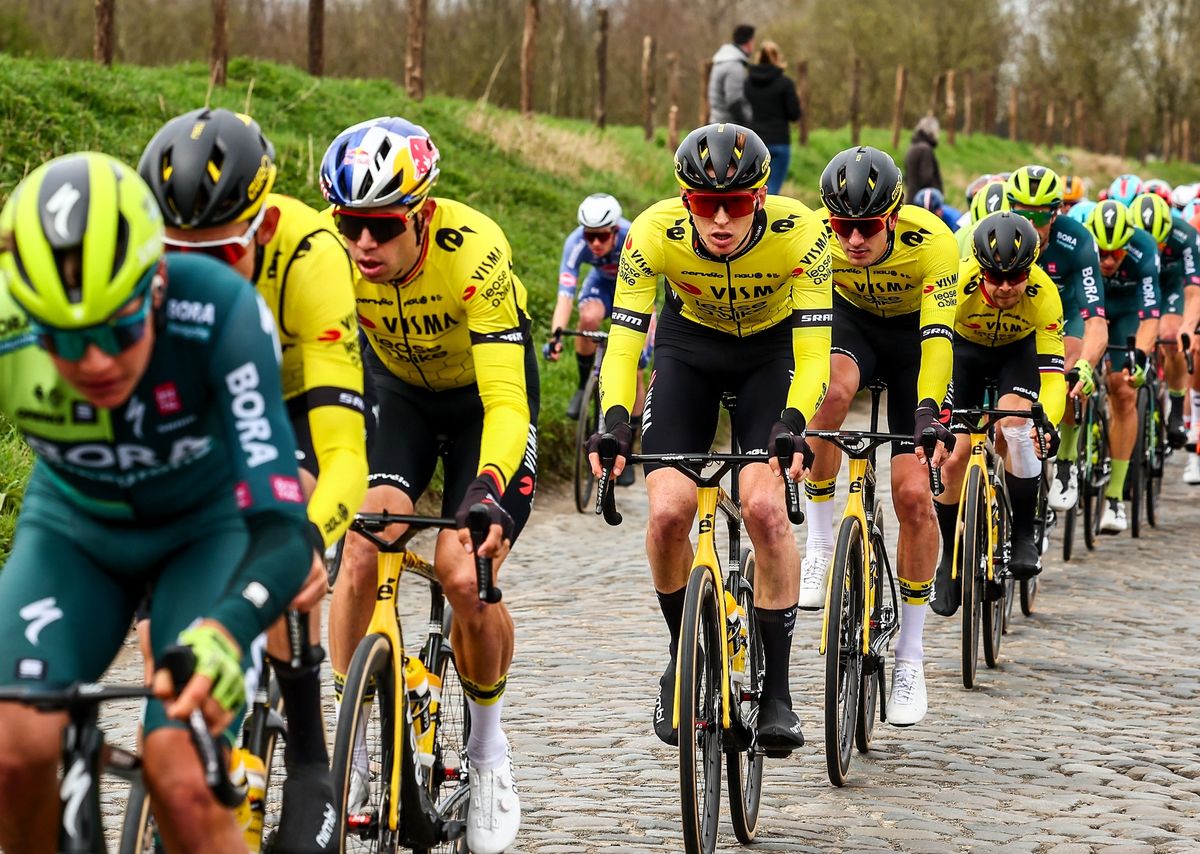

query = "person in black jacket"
[745,41,801,195]
[904,115,943,203]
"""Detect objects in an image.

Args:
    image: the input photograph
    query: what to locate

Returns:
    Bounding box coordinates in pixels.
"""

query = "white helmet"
[1171,183,1199,211]
[577,193,622,228]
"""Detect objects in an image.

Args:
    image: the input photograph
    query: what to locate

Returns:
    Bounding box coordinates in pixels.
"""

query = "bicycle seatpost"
[920,427,945,497]
[595,434,624,526]
[467,504,503,604]
[772,434,806,525]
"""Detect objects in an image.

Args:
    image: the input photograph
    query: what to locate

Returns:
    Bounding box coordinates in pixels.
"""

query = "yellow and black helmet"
[1006,164,1063,208]
[138,107,276,228]
[972,211,1040,277]
[674,123,770,191]
[0,152,163,329]
[819,146,904,218]
[1128,192,1173,244]
[1085,200,1135,251]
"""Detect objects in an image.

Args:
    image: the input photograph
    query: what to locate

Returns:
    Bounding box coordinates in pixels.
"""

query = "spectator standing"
[708,24,755,124]
[904,115,942,203]
[745,40,801,196]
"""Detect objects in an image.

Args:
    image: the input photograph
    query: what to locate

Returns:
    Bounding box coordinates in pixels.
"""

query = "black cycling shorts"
[638,303,790,473]
[949,333,1039,427]
[831,297,922,456]
[364,343,539,543]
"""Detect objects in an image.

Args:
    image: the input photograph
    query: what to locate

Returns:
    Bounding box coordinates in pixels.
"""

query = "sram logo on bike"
[224,362,278,468]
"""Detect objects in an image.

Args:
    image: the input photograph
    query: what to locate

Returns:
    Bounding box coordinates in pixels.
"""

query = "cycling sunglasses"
[582,228,614,244]
[981,269,1030,287]
[683,191,757,219]
[162,204,266,266]
[1098,248,1127,264]
[1011,206,1058,227]
[828,214,890,239]
[30,273,155,361]
[333,208,413,244]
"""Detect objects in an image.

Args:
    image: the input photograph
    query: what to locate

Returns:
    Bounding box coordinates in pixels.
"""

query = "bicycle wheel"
[824,516,864,787]
[118,776,164,854]
[1129,388,1148,538]
[677,563,723,854]
[332,633,399,854]
[982,484,1005,668]
[246,671,287,849]
[1062,492,1076,562]
[573,372,600,513]
[421,610,471,854]
[855,524,887,754]
[726,549,763,844]
[960,468,985,689]
[1144,396,1161,528]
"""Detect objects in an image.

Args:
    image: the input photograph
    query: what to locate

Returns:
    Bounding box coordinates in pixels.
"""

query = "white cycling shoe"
[1047,460,1078,511]
[886,659,928,727]
[467,743,521,854]
[1099,498,1127,533]
[1184,455,1200,485]
[798,551,832,610]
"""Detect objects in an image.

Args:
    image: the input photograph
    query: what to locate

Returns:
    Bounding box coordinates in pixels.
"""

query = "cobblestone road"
[94,408,1200,853]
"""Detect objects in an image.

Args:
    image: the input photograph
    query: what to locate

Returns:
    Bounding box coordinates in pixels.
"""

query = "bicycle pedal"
[441,820,466,842]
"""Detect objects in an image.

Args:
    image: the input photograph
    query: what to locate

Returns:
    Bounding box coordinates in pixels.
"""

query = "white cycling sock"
[465,696,508,771]
[1001,419,1040,479]
[804,496,836,556]
[894,602,926,662]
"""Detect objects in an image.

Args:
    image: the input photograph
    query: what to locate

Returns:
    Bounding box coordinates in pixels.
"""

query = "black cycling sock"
[576,352,595,389]
[754,606,797,703]
[1170,392,1185,420]
[270,658,329,767]
[657,587,686,658]
[934,500,958,567]
[1005,471,1039,537]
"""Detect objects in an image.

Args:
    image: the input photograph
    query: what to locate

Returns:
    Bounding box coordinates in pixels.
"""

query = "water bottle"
[403,656,435,771]
[724,590,748,685]
[230,747,266,853]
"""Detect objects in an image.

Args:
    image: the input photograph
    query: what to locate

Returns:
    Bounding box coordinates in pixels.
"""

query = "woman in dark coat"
[744,41,801,195]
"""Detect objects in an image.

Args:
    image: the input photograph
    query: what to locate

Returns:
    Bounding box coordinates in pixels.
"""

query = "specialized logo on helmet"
[45,182,81,240]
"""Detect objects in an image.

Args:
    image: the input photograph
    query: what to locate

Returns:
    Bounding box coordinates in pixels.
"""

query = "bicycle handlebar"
[1066,367,1083,422]
[919,428,945,497]
[773,435,806,525]
[467,504,503,604]
[595,434,624,527]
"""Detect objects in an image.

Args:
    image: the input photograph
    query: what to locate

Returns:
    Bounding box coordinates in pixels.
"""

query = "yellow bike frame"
[951,431,999,583]
[818,455,879,657]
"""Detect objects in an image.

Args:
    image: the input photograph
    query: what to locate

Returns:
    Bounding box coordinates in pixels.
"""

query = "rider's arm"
[785,221,833,421]
[599,211,659,425]
[1032,272,1067,426]
[915,229,960,405]
[284,228,369,547]
[550,229,587,338]
[206,288,312,653]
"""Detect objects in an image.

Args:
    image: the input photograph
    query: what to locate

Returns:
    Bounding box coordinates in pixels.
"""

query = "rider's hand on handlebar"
[768,408,813,481]
[586,419,634,479]
[913,398,954,466]
[455,475,514,558]
[1069,358,1095,398]
[1029,422,1060,459]
[542,339,563,362]
[154,621,243,734]
[1124,351,1148,389]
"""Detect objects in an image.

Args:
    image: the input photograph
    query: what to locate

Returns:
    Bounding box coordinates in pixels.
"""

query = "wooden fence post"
[890,65,908,150]
[699,59,712,125]
[404,0,427,99]
[668,105,680,152]
[210,0,229,88]
[927,71,944,119]
[796,60,809,145]
[666,51,680,148]
[641,35,656,141]
[850,57,862,146]
[1183,117,1192,163]
[1007,85,1018,142]
[548,11,566,115]
[94,0,115,66]
[594,8,608,129]
[1044,100,1055,148]
[944,69,957,146]
[520,0,539,117]
[307,0,324,77]
[962,69,974,136]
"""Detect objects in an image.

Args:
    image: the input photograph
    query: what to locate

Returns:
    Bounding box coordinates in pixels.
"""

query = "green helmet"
[1127,192,1173,244]
[1006,164,1063,208]
[970,180,1010,224]
[1,152,163,329]
[1085,199,1134,251]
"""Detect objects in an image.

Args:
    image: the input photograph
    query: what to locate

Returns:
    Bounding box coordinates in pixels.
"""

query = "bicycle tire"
[1145,394,1161,528]
[726,548,763,844]
[573,372,600,513]
[960,467,985,689]
[1129,387,1148,538]
[1062,494,1076,562]
[677,563,723,854]
[982,479,1005,668]
[855,524,887,754]
[118,776,163,854]
[332,633,399,854]
[246,672,287,850]
[824,516,864,787]
[420,607,471,854]
[1081,411,1097,551]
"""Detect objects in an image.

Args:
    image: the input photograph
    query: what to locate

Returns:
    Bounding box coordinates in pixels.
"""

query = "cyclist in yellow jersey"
[139,107,367,852]
[320,117,535,854]
[589,123,832,756]
[804,146,957,728]
[934,212,1066,602]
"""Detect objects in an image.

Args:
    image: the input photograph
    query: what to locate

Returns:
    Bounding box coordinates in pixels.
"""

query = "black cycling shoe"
[1168,411,1188,450]
[616,463,636,487]
[756,698,805,758]
[930,553,960,617]
[1007,532,1042,580]
[566,388,586,421]
[273,763,339,853]
[653,657,678,746]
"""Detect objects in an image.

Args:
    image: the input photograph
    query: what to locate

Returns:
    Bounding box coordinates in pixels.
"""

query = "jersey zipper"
[395,283,434,391]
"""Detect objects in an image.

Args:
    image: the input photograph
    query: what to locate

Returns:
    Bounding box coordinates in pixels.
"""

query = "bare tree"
[406,0,428,100]
[307,0,324,76]
[520,0,539,117]
[211,0,229,87]
[94,0,115,66]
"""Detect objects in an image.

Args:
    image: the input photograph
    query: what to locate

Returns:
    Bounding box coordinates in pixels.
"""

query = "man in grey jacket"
[708,24,755,124]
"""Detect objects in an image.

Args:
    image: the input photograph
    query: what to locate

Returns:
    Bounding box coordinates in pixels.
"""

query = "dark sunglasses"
[333,209,412,244]
[683,191,757,219]
[981,269,1030,287]
[31,289,154,362]
[1012,206,1058,227]
[582,229,614,244]
[828,215,890,239]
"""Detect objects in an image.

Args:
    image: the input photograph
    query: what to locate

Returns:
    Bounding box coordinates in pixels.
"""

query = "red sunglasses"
[1098,248,1127,263]
[981,269,1030,287]
[683,191,758,219]
[333,208,413,243]
[582,229,614,244]
[828,215,890,239]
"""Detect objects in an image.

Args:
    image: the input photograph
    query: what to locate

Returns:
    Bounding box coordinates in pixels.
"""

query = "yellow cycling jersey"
[344,198,533,491]
[822,204,959,405]
[956,255,1067,424]
[254,192,367,546]
[601,195,833,421]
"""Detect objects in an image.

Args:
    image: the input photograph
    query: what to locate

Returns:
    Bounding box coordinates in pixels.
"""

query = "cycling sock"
[754,606,796,702]
[1106,459,1130,500]
[803,477,837,555]
[270,657,329,767]
[894,599,927,662]
[465,696,508,771]
[576,352,595,389]
[1170,389,1186,419]
[1005,471,1039,538]
[657,586,686,658]
[1057,422,1078,462]
[934,501,958,569]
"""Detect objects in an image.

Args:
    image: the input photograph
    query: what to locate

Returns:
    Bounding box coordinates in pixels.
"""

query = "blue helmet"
[320,117,440,209]
[1107,174,1143,206]
[1067,199,1098,225]
[1181,199,1200,223]
[913,186,945,212]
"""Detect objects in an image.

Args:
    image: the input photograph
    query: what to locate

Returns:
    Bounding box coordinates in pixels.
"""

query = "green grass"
[0,416,33,563]
[0,54,1198,558]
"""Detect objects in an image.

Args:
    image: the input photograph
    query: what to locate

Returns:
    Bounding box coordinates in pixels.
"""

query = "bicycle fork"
[818,457,873,657]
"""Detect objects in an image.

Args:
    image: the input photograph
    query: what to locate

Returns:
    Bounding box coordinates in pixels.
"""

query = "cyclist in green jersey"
[0,153,315,853]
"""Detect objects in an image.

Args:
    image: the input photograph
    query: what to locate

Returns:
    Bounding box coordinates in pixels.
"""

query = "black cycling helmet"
[674,123,770,191]
[819,146,904,218]
[972,211,1040,276]
[138,107,277,228]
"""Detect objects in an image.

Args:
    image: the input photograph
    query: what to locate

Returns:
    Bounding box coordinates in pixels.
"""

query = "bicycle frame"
[951,429,1001,584]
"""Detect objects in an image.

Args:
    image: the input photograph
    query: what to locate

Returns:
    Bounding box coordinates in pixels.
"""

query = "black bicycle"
[551,327,610,513]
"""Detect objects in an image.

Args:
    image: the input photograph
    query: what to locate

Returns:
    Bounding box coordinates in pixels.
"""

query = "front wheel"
[982,477,1005,668]
[118,777,163,854]
[960,468,986,689]
[824,516,865,787]
[1129,388,1148,538]
[573,372,600,513]
[726,549,763,844]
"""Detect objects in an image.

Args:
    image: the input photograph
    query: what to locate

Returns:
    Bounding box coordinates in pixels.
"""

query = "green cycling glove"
[177,624,245,715]
[1073,359,1095,396]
